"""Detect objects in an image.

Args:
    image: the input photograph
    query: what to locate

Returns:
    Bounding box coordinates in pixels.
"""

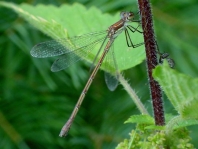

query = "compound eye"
[128,12,134,20]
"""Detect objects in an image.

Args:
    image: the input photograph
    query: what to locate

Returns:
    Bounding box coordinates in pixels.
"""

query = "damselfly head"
[120,12,134,21]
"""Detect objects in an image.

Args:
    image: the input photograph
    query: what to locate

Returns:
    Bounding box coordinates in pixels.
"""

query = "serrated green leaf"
[125,115,154,124]
[165,116,198,135]
[174,118,198,129]
[153,61,198,119]
[0,2,145,72]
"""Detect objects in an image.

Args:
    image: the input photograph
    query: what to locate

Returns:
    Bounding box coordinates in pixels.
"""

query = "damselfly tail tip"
[59,130,68,137]
[59,128,68,137]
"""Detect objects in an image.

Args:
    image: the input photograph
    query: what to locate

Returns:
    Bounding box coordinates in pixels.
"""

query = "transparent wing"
[103,44,119,91]
[104,72,118,91]
[30,31,106,58]
[51,37,105,72]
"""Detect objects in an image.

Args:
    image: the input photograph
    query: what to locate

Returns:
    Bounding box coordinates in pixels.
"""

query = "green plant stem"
[118,72,149,115]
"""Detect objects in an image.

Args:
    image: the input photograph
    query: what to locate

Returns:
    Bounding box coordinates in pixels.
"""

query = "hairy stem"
[118,73,149,115]
[137,0,165,125]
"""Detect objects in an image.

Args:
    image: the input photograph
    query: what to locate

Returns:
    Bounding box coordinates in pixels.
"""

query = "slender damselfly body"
[31,11,143,137]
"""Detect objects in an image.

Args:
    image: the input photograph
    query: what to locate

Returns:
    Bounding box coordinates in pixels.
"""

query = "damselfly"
[31,11,143,137]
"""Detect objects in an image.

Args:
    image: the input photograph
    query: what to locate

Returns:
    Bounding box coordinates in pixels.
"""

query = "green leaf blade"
[0,2,145,72]
[153,61,198,119]
[125,115,154,124]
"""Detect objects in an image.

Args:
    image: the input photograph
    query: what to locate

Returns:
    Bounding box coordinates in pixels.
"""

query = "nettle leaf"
[0,2,145,72]
[173,118,198,129]
[165,116,198,135]
[125,115,154,124]
[153,61,198,119]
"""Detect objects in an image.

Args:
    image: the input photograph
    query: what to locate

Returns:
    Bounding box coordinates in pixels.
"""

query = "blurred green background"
[0,0,198,149]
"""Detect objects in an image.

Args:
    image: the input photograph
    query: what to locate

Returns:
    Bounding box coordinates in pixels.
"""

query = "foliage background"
[0,0,197,149]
